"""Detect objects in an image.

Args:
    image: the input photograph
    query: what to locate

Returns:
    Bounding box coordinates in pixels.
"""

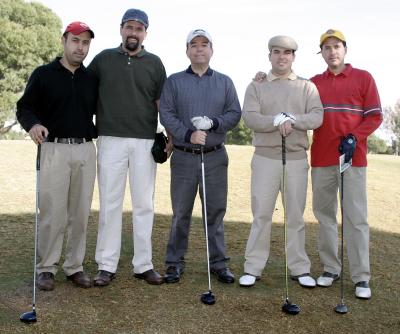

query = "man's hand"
[191,116,213,130]
[339,134,357,163]
[253,71,267,82]
[28,124,48,144]
[279,121,293,137]
[165,135,173,158]
[190,130,207,145]
[273,112,296,127]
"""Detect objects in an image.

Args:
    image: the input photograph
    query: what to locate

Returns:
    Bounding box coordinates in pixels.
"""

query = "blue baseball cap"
[121,8,149,28]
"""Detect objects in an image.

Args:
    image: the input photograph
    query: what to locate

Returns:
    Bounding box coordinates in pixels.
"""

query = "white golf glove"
[191,116,214,130]
[273,112,296,126]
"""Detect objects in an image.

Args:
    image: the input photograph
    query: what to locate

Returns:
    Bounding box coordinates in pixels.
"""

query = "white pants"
[95,136,156,274]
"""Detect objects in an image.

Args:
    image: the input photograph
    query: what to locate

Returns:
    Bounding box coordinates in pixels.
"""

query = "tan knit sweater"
[242,72,323,160]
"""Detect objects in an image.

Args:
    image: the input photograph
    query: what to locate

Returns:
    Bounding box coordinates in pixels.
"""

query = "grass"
[0,140,399,333]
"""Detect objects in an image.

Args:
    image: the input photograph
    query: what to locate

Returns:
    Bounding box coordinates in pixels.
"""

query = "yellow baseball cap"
[319,29,346,46]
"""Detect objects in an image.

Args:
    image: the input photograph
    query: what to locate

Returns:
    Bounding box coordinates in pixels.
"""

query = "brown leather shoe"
[93,270,116,287]
[134,269,164,285]
[67,271,92,288]
[37,272,55,291]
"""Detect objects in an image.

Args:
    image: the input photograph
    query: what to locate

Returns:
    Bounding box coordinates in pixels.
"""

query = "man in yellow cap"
[240,35,323,288]
[310,29,383,299]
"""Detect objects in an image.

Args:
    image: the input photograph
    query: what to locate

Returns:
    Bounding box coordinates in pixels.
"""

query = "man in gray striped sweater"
[160,29,241,284]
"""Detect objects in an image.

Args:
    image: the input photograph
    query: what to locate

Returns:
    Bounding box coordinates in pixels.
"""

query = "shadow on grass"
[0,211,399,333]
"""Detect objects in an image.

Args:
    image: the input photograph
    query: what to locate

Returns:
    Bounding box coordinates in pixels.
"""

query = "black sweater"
[17,57,98,139]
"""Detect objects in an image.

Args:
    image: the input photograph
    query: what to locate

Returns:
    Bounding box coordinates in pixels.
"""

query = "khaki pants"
[244,155,311,277]
[312,166,370,283]
[37,142,96,276]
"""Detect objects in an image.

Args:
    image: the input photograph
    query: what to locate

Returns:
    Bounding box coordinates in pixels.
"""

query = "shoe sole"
[164,277,180,284]
[355,295,371,300]
[94,274,115,287]
[217,277,235,284]
[66,276,92,288]
[316,276,340,288]
[291,276,316,288]
[37,285,54,291]
[133,274,164,285]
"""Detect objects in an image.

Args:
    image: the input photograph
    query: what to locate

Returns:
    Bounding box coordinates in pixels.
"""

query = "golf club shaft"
[281,136,289,300]
[32,144,41,310]
[340,171,344,303]
[200,147,212,292]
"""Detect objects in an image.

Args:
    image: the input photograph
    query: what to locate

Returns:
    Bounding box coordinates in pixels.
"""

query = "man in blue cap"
[89,9,169,286]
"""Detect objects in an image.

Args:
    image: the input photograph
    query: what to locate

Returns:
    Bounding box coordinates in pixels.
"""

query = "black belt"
[174,144,223,154]
[45,137,92,144]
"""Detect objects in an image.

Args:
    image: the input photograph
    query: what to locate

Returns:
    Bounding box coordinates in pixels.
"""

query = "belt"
[45,137,92,144]
[174,144,223,154]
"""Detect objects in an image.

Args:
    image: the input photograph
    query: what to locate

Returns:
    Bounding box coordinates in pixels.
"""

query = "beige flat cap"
[268,35,298,51]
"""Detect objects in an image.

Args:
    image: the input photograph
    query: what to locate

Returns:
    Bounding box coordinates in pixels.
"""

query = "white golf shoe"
[317,272,340,287]
[239,274,260,287]
[355,281,371,299]
[291,274,316,288]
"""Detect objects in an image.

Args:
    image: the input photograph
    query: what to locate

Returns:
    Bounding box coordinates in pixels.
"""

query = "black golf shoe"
[94,270,115,287]
[211,267,235,283]
[164,266,184,283]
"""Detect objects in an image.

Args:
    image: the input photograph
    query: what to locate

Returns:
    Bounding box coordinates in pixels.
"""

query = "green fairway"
[0,140,399,333]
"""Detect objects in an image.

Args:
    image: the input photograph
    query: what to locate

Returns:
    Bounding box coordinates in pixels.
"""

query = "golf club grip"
[282,136,286,165]
[36,144,41,171]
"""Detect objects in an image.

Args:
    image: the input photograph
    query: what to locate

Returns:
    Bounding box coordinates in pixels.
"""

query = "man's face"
[321,37,347,70]
[120,20,147,53]
[62,31,91,66]
[186,36,213,66]
[268,47,295,76]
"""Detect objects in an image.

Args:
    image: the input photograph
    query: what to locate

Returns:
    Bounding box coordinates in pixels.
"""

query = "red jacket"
[311,64,382,167]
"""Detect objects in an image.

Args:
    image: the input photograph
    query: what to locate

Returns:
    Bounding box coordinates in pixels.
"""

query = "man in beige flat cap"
[240,35,323,288]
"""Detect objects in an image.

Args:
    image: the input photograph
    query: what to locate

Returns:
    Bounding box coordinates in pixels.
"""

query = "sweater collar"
[186,65,214,76]
[323,63,353,78]
[267,71,297,81]
[117,44,147,58]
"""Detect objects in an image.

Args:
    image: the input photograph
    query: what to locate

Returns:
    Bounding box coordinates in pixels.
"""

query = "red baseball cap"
[63,21,94,38]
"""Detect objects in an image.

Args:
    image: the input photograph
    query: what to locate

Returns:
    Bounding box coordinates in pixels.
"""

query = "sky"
[35,0,399,110]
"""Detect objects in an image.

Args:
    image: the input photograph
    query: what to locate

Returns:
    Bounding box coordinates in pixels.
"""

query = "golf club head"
[20,310,37,323]
[334,302,348,314]
[282,299,300,315]
[201,291,216,305]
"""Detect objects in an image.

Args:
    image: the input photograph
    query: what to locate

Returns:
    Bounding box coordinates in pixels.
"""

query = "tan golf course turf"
[0,140,399,333]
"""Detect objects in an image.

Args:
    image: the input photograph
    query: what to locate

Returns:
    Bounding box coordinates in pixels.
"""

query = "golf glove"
[191,116,214,130]
[273,112,296,126]
[339,134,357,163]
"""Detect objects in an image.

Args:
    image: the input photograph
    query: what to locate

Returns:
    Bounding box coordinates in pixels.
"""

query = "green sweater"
[242,71,323,160]
[89,46,166,138]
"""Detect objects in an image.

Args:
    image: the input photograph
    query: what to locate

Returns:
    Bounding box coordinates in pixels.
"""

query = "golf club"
[334,169,348,314]
[20,144,41,323]
[280,136,300,315]
[199,146,215,305]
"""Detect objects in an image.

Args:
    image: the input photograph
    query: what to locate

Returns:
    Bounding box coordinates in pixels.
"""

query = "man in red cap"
[17,21,97,291]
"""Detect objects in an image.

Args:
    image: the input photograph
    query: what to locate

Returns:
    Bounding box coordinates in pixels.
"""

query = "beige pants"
[244,154,311,277]
[37,142,96,276]
[312,166,370,283]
